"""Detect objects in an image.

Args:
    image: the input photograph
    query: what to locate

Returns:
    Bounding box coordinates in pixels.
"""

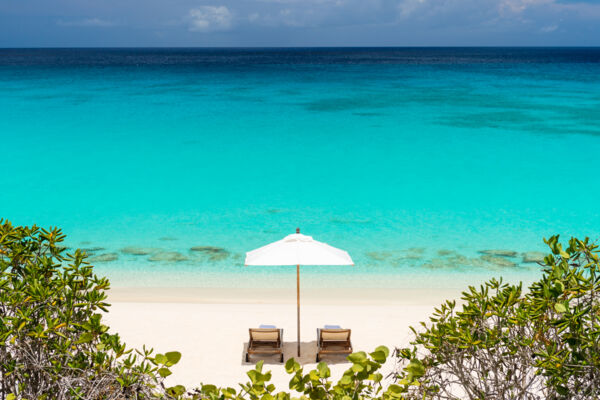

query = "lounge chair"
[246,328,284,363]
[316,327,353,362]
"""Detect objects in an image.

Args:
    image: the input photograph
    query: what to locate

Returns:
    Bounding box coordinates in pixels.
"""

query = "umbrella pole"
[297,263,300,357]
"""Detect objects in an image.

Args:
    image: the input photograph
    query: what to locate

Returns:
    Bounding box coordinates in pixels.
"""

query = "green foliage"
[528,236,600,397]
[193,346,405,400]
[0,219,182,399]
[394,235,600,399]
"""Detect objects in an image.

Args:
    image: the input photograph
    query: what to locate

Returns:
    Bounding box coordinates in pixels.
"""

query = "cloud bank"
[189,6,233,32]
[2,0,600,46]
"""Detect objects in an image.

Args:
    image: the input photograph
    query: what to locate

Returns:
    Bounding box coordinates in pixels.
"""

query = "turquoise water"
[1,48,599,289]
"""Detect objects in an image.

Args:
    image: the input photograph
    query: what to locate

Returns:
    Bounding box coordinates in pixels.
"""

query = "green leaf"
[347,351,367,364]
[202,384,218,394]
[369,373,383,382]
[167,385,186,396]
[309,370,320,381]
[559,250,570,259]
[351,363,365,373]
[166,351,182,365]
[405,359,425,378]
[158,367,172,378]
[556,385,569,396]
[316,362,330,378]
[247,369,259,384]
[374,345,389,358]
[155,353,168,365]
[75,332,94,344]
[554,303,567,313]
[256,359,264,373]
[387,384,403,393]
[7,394,16,400]
[288,374,302,390]
[285,357,300,373]
[339,375,353,385]
[369,350,387,363]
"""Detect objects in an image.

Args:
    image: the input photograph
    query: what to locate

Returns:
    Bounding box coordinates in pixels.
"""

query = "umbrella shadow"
[242,341,350,366]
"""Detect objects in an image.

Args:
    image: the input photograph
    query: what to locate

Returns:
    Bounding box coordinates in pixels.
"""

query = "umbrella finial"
[296,227,300,234]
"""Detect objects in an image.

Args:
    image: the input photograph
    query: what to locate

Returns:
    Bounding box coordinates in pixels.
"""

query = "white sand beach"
[104,287,463,390]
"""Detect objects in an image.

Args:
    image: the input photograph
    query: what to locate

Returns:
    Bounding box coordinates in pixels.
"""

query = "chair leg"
[316,354,319,362]
[280,354,284,363]
[245,353,249,362]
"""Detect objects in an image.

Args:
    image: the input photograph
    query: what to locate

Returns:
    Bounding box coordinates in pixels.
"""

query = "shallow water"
[1,48,599,289]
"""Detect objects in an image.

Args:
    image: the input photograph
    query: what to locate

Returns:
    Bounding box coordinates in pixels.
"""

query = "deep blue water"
[1,48,599,288]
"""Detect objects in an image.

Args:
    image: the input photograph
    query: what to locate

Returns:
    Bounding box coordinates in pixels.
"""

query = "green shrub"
[0,219,182,399]
[394,235,600,399]
[193,346,406,400]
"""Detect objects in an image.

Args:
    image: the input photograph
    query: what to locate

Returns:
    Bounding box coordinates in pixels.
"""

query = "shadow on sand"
[242,341,350,366]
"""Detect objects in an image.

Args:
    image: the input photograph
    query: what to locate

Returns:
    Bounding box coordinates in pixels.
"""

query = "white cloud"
[244,0,375,28]
[498,0,553,15]
[398,0,427,18]
[57,18,115,27]
[189,6,233,32]
[540,24,558,31]
[231,0,600,38]
[244,7,306,27]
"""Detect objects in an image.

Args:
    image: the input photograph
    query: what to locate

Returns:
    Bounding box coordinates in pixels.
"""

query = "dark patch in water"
[522,251,546,263]
[419,250,523,270]
[479,249,518,258]
[437,110,542,130]
[480,254,517,268]
[365,251,394,261]
[81,247,105,253]
[353,112,384,117]
[437,249,458,257]
[190,246,230,261]
[436,102,600,136]
[121,246,159,255]
[279,88,301,96]
[304,96,391,112]
[89,253,119,262]
[148,251,188,262]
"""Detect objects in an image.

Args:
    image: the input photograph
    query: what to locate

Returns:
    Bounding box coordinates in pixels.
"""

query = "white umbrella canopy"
[244,228,353,358]
[245,232,354,266]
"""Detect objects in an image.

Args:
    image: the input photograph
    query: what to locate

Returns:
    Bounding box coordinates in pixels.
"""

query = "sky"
[1,0,600,47]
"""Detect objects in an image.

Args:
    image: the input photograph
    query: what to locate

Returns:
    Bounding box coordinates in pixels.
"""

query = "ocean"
[1,47,599,289]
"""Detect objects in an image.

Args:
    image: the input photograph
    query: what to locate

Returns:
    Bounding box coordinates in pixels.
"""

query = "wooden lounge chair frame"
[316,328,353,362]
[246,328,284,363]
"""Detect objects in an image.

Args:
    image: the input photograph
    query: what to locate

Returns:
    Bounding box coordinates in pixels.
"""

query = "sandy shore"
[104,287,463,390]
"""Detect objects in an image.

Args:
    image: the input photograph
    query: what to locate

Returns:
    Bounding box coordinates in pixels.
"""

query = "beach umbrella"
[245,228,353,357]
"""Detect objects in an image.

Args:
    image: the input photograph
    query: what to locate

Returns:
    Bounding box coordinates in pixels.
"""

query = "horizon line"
[1,45,600,50]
